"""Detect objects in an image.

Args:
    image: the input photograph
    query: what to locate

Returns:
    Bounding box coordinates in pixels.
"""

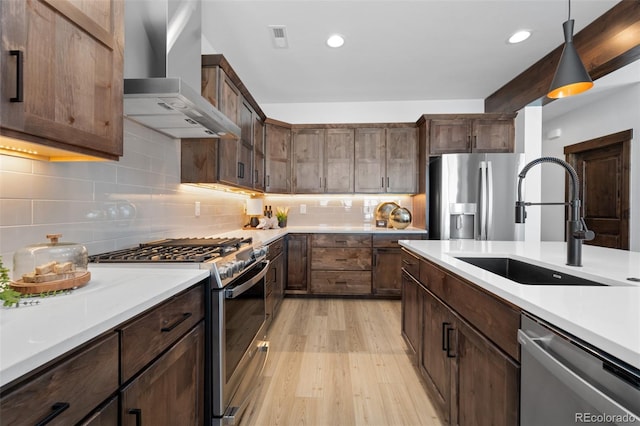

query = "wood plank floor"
[243,298,444,426]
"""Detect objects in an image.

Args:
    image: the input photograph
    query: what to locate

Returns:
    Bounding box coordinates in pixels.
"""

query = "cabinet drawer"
[311,248,372,270]
[311,271,371,295]
[312,234,371,247]
[0,333,118,426]
[268,237,285,259]
[373,233,424,248]
[420,258,445,295]
[401,249,420,278]
[120,284,204,383]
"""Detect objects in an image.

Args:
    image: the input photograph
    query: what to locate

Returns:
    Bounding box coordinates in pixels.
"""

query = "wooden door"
[401,272,421,357]
[386,127,417,193]
[419,291,453,424]
[254,117,265,190]
[292,129,325,193]
[429,119,472,155]
[325,128,355,193]
[455,318,519,426]
[219,71,239,125]
[373,248,402,296]
[286,234,309,293]
[565,130,631,250]
[265,122,291,193]
[472,118,514,152]
[121,323,205,426]
[354,128,386,192]
[0,0,124,160]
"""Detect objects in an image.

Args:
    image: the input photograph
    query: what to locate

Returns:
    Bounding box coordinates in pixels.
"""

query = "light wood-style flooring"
[243,298,443,426]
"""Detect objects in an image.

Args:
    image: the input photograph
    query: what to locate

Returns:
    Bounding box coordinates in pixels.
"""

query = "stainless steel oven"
[210,259,269,425]
[89,237,270,426]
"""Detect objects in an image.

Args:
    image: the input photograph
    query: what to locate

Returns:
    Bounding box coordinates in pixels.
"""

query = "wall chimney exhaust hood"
[123,0,240,139]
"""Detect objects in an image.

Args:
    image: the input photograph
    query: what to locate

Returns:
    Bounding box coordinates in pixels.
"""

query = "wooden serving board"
[10,271,91,295]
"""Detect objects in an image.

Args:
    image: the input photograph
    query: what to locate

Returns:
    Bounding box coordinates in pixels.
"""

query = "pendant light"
[547,0,593,99]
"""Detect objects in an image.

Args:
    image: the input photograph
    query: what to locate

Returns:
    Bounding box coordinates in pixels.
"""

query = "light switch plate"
[300,204,307,214]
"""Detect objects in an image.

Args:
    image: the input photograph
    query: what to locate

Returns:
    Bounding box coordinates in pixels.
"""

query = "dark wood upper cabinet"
[265,119,292,193]
[426,114,516,155]
[0,0,124,161]
[325,128,355,193]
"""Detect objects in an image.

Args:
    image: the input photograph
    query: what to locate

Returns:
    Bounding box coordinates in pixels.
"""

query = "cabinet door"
[386,127,417,193]
[272,252,285,315]
[355,128,386,193]
[0,0,124,160]
[429,119,472,155]
[219,71,240,125]
[293,129,325,193]
[218,138,239,185]
[237,101,254,188]
[265,123,291,193]
[325,129,355,193]
[286,234,308,293]
[254,117,265,190]
[401,272,421,357]
[472,118,514,153]
[121,322,205,426]
[373,248,402,296]
[455,318,519,426]
[420,290,454,424]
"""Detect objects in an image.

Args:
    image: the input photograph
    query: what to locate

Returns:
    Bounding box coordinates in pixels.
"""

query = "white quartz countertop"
[399,240,640,369]
[217,225,427,246]
[0,266,209,388]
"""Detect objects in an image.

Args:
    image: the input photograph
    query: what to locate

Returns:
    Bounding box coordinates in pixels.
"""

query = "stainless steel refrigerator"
[429,153,525,241]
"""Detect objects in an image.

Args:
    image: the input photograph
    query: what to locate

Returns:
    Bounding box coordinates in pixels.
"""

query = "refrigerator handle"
[478,161,488,240]
[486,161,494,240]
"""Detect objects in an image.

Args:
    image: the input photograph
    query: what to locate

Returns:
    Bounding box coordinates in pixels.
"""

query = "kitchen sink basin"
[455,257,606,286]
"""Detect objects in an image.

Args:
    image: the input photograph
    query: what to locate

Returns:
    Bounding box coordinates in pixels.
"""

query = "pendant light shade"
[548,18,593,99]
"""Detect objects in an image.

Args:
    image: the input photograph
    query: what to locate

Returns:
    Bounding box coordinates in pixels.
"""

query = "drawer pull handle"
[335,281,347,284]
[161,312,192,332]
[335,240,347,243]
[335,259,348,262]
[128,408,142,426]
[9,50,23,103]
[401,259,413,266]
[36,402,69,426]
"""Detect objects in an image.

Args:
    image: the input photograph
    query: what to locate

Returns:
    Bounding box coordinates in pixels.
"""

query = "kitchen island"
[399,239,640,369]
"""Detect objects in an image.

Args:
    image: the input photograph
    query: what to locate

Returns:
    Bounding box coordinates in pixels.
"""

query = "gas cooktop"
[88,237,253,264]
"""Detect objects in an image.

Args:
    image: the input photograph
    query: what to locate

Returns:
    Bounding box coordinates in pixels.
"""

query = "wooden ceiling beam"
[485,0,640,113]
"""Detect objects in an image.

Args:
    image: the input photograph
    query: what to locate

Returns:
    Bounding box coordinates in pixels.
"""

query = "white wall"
[262,99,484,124]
[541,82,640,251]
[0,120,247,274]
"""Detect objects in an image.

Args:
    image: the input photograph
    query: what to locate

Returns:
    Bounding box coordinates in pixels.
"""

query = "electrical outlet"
[195,201,201,217]
[300,204,307,214]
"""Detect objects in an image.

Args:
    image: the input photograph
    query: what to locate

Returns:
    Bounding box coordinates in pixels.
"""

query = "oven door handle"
[518,330,639,421]
[225,260,270,299]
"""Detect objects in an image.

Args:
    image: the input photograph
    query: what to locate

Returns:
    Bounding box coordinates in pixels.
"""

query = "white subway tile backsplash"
[0,200,31,226]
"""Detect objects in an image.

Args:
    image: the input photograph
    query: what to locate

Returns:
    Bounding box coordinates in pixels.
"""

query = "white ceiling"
[200,0,619,106]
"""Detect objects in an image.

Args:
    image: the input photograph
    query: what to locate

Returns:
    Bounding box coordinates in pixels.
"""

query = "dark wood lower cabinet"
[121,321,205,426]
[373,248,402,296]
[404,255,520,425]
[286,234,309,293]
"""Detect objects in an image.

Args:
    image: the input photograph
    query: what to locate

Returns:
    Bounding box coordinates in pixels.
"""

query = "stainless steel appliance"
[519,313,640,425]
[89,237,269,425]
[429,153,525,240]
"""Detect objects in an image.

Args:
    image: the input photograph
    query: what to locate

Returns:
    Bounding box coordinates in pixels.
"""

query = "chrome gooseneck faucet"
[515,157,594,266]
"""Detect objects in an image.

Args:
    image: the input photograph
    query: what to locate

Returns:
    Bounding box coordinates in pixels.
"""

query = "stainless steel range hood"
[124,0,240,139]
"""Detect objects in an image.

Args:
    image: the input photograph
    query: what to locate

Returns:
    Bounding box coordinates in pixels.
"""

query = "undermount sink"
[455,257,607,286]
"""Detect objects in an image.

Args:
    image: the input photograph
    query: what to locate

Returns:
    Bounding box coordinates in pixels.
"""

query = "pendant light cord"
[568,0,571,21]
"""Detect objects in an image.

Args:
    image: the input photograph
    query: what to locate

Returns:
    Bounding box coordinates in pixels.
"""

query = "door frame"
[564,129,632,250]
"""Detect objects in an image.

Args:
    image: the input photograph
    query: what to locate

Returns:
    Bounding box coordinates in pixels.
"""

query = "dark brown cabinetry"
[265,119,292,193]
[310,234,372,295]
[372,234,425,297]
[121,322,205,425]
[402,251,520,425]
[355,126,417,193]
[254,116,266,191]
[266,237,285,327]
[0,333,119,425]
[428,114,516,155]
[0,0,124,160]
[292,128,355,193]
[81,396,118,425]
[286,233,309,293]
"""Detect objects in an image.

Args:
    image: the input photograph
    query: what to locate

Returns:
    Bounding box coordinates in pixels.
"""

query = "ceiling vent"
[269,25,289,48]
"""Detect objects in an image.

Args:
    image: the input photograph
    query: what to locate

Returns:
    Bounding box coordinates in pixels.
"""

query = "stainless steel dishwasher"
[519,313,640,425]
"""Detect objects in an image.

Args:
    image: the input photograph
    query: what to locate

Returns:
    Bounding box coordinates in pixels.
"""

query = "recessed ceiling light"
[508,30,531,44]
[326,34,345,48]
